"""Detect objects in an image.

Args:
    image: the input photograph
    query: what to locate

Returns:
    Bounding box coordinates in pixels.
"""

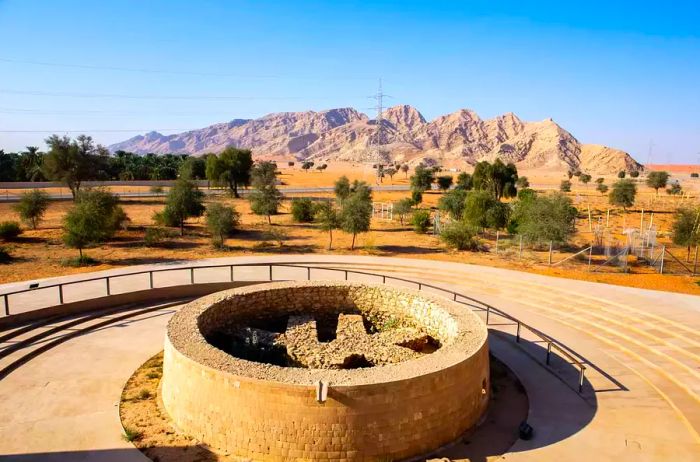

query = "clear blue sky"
[1,0,699,163]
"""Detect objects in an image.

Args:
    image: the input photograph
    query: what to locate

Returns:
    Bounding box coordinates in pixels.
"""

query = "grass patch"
[138,389,152,400]
[122,426,143,442]
[146,371,161,380]
[60,255,99,267]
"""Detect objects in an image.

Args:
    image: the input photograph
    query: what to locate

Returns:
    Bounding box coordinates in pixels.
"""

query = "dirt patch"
[120,352,528,462]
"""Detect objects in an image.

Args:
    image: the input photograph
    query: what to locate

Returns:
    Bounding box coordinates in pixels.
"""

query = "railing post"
[3,294,8,316]
[453,292,457,301]
[588,246,593,271]
[307,266,311,280]
[58,284,64,304]
[269,265,273,281]
[417,282,422,290]
[485,306,490,325]
[383,275,386,284]
[579,368,585,393]
[546,342,552,364]
[230,265,234,282]
[344,270,348,281]
[106,277,111,296]
[190,267,195,284]
[516,323,521,343]
[149,272,154,289]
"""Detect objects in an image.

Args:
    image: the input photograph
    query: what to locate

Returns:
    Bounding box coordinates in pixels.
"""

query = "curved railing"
[0,261,586,392]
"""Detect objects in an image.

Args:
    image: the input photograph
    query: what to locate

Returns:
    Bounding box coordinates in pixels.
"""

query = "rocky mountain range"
[109,105,642,174]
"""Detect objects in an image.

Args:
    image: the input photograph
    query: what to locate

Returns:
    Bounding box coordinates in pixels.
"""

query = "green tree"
[617,170,626,179]
[334,175,351,204]
[560,180,572,192]
[0,222,22,241]
[629,170,640,178]
[157,179,205,235]
[463,190,509,230]
[384,167,397,182]
[410,164,435,193]
[393,198,413,225]
[205,148,253,197]
[511,193,577,245]
[13,189,50,229]
[340,181,372,250]
[609,179,637,211]
[249,161,282,224]
[436,175,453,191]
[43,135,106,199]
[455,172,473,191]
[646,171,670,195]
[179,156,206,180]
[315,201,341,250]
[205,203,240,248]
[596,183,609,195]
[400,164,409,178]
[302,161,314,171]
[438,189,468,220]
[411,189,423,205]
[671,207,700,260]
[472,159,518,199]
[516,176,529,189]
[62,189,127,260]
[579,173,592,187]
[291,198,315,223]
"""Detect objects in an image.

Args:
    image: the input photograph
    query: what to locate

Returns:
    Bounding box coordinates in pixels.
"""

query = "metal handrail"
[0,261,587,393]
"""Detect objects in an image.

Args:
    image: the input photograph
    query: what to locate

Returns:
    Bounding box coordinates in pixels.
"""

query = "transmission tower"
[367,79,390,163]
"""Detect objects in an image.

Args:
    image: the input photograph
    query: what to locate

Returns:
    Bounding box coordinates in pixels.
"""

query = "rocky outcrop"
[109,105,641,174]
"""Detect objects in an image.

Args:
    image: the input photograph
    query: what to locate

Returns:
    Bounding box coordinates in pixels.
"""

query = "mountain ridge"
[109,105,642,174]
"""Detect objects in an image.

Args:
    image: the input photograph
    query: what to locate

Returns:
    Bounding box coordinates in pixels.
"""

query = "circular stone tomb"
[161,280,489,461]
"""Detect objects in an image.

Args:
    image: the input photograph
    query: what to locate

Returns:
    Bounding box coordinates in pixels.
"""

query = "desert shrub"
[13,189,49,229]
[440,221,480,250]
[630,170,640,178]
[516,176,530,188]
[159,179,205,234]
[149,185,164,194]
[596,183,609,195]
[138,389,151,400]
[249,161,282,224]
[455,172,473,190]
[517,188,537,201]
[265,226,288,247]
[122,426,143,442]
[144,227,176,247]
[463,190,509,230]
[646,171,670,194]
[671,207,700,258]
[438,189,468,220]
[666,182,682,195]
[511,193,577,245]
[0,246,12,263]
[290,198,315,223]
[410,209,431,233]
[314,201,340,250]
[340,181,373,249]
[559,180,572,192]
[411,189,423,205]
[617,171,626,179]
[0,221,22,241]
[205,203,240,247]
[691,172,699,178]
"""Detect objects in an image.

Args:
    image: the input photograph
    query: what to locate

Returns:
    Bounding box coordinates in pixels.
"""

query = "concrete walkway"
[0,255,698,461]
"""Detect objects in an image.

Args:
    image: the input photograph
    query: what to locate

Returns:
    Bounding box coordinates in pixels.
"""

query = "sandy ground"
[0,164,699,295]
[119,352,528,462]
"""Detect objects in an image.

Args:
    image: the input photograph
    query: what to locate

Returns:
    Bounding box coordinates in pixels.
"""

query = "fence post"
[660,245,666,274]
[3,294,8,316]
[307,266,311,280]
[588,245,593,271]
[516,323,521,343]
[269,265,273,281]
[546,342,552,365]
[548,241,553,265]
[58,284,64,304]
[485,306,490,325]
[519,235,523,259]
[106,278,111,296]
[149,272,154,289]
[230,265,234,282]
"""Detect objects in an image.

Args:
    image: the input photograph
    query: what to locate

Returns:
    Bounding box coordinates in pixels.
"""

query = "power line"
[0,57,376,81]
[0,89,342,101]
[0,129,193,133]
[0,107,247,116]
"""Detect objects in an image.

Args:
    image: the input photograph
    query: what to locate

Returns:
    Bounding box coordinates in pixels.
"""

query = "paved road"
[0,255,699,461]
